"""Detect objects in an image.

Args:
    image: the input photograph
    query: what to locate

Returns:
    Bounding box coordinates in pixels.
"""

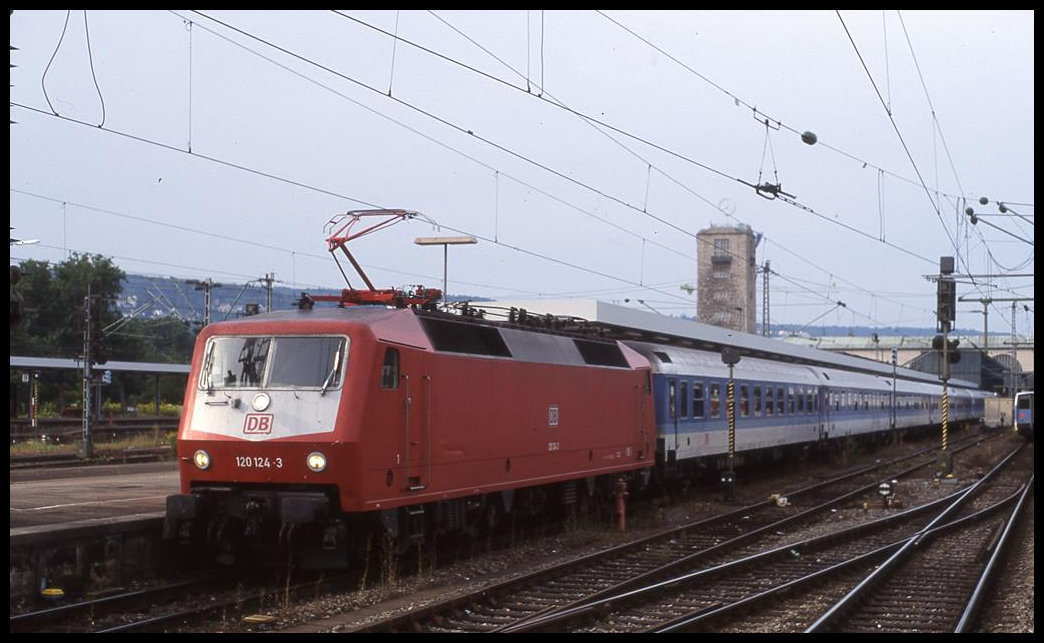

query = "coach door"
[667,378,679,462]
[400,350,431,491]
[821,388,831,441]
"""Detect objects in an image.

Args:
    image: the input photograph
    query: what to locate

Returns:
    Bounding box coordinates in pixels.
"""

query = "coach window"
[797,388,805,413]
[668,381,677,419]
[788,387,796,414]
[693,383,704,419]
[740,385,750,417]
[776,387,785,415]
[380,348,400,389]
[765,387,774,416]
[710,383,721,418]
[753,385,762,416]
[680,382,689,418]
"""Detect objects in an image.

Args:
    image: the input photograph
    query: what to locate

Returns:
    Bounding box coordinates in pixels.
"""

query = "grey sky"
[9,10,1034,336]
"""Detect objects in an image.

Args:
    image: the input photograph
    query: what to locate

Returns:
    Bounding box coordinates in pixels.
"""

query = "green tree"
[10,253,128,358]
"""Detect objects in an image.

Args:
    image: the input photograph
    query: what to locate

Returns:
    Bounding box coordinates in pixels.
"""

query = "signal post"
[935,257,956,480]
[721,347,741,502]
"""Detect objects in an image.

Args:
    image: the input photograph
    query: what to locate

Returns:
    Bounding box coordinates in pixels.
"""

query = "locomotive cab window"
[269,337,346,389]
[200,336,348,390]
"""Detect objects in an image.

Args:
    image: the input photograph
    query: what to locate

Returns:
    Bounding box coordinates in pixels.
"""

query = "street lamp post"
[414,236,477,306]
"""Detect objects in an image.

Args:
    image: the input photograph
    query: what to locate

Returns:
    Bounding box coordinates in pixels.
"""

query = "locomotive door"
[400,351,431,491]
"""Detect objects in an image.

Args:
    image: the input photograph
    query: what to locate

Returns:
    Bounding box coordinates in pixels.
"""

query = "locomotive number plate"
[234,456,284,469]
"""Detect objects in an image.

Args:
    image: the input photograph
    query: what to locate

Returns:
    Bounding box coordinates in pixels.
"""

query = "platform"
[10,461,178,532]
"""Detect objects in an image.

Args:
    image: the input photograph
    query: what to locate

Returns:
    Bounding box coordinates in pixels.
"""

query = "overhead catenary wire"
[14,11,1025,332]
[9,187,540,297]
[594,10,987,207]
[322,11,946,321]
[18,11,939,325]
[10,103,692,306]
[598,8,1029,322]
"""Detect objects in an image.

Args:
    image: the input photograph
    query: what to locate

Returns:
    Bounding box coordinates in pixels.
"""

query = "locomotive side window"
[381,348,400,389]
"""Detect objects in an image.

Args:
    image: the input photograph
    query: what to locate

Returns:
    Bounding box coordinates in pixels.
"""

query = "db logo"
[243,414,273,434]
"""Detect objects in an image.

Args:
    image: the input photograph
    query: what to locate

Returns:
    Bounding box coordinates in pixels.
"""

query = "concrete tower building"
[697,224,757,333]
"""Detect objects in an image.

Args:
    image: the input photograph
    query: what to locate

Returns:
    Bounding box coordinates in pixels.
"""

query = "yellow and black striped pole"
[941,388,949,452]
[938,331,954,479]
[727,377,735,461]
[721,349,740,502]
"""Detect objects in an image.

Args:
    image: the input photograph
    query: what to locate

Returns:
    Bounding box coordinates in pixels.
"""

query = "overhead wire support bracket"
[754,182,796,200]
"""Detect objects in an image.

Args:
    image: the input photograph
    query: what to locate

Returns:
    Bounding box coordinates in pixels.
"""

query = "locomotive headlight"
[306,451,327,473]
[252,392,271,412]
[193,449,211,470]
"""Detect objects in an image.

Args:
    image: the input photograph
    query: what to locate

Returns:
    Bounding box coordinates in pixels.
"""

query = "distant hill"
[115,273,491,324]
[115,273,338,324]
[115,273,980,337]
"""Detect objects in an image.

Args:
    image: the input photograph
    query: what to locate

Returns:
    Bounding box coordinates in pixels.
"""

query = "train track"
[10,417,179,467]
[10,575,224,633]
[9,567,363,634]
[10,416,180,442]
[348,433,1003,633]
[500,443,1031,633]
[806,453,1033,633]
[12,432,1017,633]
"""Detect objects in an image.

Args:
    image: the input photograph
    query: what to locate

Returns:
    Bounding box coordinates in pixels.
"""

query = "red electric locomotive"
[165,304,654,566]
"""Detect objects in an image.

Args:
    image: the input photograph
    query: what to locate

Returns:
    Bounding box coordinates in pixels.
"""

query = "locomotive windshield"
[200,336,348,390]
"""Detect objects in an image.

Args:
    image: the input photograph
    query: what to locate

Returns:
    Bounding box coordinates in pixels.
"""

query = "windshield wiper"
[202,345,215,393]
[320,343,344,396]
